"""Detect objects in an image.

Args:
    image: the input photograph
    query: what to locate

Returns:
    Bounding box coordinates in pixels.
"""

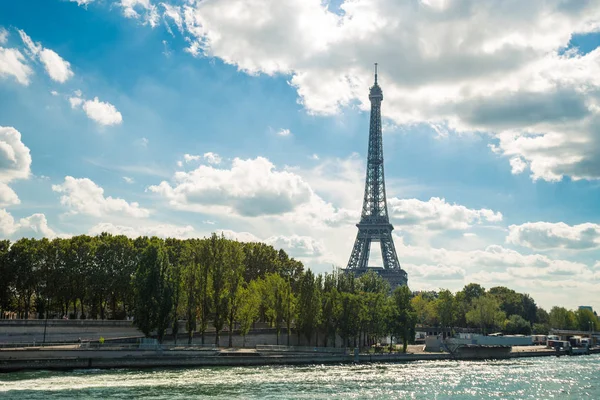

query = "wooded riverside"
[1,233,598,350]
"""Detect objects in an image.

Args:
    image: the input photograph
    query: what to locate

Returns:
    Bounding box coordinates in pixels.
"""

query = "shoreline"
[2,346,598,373]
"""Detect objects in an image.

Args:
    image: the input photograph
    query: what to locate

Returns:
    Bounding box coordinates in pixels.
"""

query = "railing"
[255,345,348,354]
[0,342,218,351]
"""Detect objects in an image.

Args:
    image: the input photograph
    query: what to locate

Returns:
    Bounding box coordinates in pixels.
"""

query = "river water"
[1,355,598,399]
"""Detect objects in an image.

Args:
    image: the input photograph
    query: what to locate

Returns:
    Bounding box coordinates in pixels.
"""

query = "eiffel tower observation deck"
[345,64,408,290]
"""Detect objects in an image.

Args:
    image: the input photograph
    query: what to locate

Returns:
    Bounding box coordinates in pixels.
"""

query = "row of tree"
[410,284,599,335]
[1,233,597,349]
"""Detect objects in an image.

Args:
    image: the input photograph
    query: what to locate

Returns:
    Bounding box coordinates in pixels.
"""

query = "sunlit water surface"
[1,355,598,399]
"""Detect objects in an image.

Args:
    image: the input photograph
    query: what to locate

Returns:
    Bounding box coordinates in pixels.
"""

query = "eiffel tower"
[345,64,408,290]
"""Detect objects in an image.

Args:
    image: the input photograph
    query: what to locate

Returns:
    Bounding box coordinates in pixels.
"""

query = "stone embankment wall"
[0,320,345,348]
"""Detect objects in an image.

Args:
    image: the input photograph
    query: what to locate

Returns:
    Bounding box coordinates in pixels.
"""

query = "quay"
[1,344,598,373]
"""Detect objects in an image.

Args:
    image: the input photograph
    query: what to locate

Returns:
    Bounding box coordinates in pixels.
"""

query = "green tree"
[226,241,246,347]
[504,314,532,335]
[389,285,416,353]
[0,240,13,316]
[576,308,600,331]
[133,240,174,343]
[237,280,262,347]
[9,238,40,318]
[435,289,455,330]
[208,234,230,347]
[466,294,506,334]
[549,306,577,330]
[262,272,288,345]
[297,270,322,345]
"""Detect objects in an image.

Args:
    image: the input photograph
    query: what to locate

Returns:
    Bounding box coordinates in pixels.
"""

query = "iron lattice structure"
[346,64,408,287]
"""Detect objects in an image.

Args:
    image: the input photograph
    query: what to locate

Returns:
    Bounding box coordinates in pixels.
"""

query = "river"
[1,354,598,399]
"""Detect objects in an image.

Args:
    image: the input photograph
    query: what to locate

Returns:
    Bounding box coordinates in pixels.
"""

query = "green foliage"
[504,314,532,335]
[549,306,578,330]
[389,285,416,353]
[435,289,455,329]
[237,280,262,344]
[133,240,174,343]
[576,308,600,331]
[297,270,322,345]
[466,294,506,334]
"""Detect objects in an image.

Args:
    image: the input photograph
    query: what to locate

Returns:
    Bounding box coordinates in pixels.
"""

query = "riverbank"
[2,345,598,373]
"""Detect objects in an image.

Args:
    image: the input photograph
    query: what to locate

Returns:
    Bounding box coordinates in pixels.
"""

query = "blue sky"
[1,0,600,311]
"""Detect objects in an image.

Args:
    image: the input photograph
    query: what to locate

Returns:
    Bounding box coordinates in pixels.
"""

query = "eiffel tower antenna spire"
[345,63,408,289]
[374,62,378,84]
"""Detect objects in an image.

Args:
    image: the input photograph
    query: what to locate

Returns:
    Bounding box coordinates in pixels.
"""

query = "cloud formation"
[388,197,502,230]
[52,176,150,218]
[18,29,74,83]
[69,92,123,126]
[507,222,600,250]
[0,209,58,238]
[150,0,600,182]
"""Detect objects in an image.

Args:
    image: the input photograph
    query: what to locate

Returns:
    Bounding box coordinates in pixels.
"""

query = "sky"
[1,0,599,312]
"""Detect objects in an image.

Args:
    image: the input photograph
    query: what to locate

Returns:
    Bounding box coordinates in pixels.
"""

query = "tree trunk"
[215,330,220,347]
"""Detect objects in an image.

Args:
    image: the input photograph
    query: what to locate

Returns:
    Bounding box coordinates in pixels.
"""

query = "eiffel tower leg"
[347,234,371,270]
[380,231,400,270]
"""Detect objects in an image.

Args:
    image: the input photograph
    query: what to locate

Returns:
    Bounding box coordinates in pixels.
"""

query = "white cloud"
[69,91,122,126]
[184,152,221,164]
[310,154,319,160]
[122,176,134,184]
[0,126,32,182]
[203,152,221,164]
[509,156,528,175]
[0,209,58,238]
[183,154,201,163]
[404,263,466,280]
[88,221,195,239]
[135,137,149,147]
[265,234,325,257]
[507,222,600,250]
[150,156,357,228]
[120,0,159,27]
[50,90,58,96]
[149,156,314,217]
[218,229,261,243]
[0,47,33,85]
[172,0,600,182]
[38,48,74,83]
[70,0,95,5]
[69,96,83,108]
[81,97,123,126]
[0,182,19,207]
[18,29,73,83]
[388,197,502,230]
[52,176,150,218]
[277,128,292,137]
[0,28,8,45]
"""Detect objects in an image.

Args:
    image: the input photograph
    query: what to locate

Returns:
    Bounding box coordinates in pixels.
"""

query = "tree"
[262,273,288,345]
[549,306,577,330]
[461,283,486,303]
[466,295,506,334]
[319,273,340,347]
[435,289,455,330]
[389,285,416,353]
[208,234,229,347]
[576,308,600,331]
[226,241,246,347]
[297,270,322,345]
[237,281,261,347]
[0,240,13,316]
[9,238,40,318]
[504,314,531,335]
[133,240,173,343]
[194,239,212,345]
